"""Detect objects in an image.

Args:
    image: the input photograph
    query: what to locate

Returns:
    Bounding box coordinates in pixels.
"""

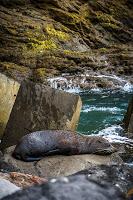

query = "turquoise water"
[77,89,133,136]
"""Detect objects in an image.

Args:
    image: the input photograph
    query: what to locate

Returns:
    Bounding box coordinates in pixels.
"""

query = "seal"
[12,130,116,161]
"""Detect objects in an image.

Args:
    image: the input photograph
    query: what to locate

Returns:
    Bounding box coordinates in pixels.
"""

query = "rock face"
[0,0,132,82]
[1,146,122,178]
[1,175,126,200]
[123,97,133,138]
[0,81,82,149]
[0,73,20,139]
[0,179,20,200]
[72,164,133,194]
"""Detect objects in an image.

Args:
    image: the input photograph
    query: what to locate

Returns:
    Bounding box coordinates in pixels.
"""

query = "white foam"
[47,74,133,93]
[95,125,133,144]
[90,88,102,93]
[97,125,123,136]
[122,82,133,92]
[82,106,123,113]
[64,87,81,94]
[104,135,133,144]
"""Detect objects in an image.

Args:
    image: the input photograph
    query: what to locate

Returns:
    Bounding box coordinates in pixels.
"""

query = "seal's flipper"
[44,149,60,156]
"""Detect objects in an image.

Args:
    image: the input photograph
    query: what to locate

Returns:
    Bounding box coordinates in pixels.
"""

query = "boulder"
[0,179,20,200]
[2,146,123,178]
[72,164,133,193]
[1,175,126,200]
[0,73,20,139]
[123,97,133,138]
[0,80,82,149]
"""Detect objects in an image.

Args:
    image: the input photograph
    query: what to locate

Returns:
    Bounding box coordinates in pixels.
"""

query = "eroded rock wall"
[0,73,20,139]
[0,0,132,82]
[123,97,133,138]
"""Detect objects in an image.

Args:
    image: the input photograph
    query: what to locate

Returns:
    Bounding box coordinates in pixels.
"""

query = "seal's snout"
[110,145,117,153]
[103,145,117,155]
[95,145,117,155]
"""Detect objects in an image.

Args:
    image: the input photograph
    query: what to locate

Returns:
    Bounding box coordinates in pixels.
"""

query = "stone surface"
[72,164,133,194]
[0,158,19,173]
[1,175,126,200]
[0,179,20,199]
[0,172,47,188]
[0,73,20,139]
[123,97,133,138]
[0,0,132,83]
[2,146,123,178]
[0,81,82,149]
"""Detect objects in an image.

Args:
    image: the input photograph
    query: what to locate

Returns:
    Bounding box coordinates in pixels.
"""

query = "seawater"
[47,74,133,143]
[77,89,133,140]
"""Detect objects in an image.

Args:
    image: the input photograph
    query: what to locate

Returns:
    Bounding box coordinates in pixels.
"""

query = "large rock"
[72,164,133,193]
[2,146,122,178]
[1,175,126,200]
[123,97,133,138]
[0,73,20,139]
[0,81,82,149]
[0,179,20,200]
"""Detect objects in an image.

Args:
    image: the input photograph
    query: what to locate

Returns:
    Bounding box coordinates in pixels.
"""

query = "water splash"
[123,83,133,92]
[82,106,123,113]
[97,125,133,144]
[47,73,133,93]
[97,125,123,136]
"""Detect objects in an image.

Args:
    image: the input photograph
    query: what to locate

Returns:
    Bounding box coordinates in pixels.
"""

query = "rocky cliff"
[124,97,133,138]
[0,0,133,83]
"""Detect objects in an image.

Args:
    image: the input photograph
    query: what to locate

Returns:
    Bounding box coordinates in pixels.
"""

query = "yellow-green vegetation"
[24,29,58,51]
[102,23,120,30]
[98,48,109,53]
[64,50,76,54]
[27,39,57,50]
[46,24,70,41]
[95,11,121,29]
[35,68,46,78]
[0,62,29,75]
[51,4,91,26]
[63,49,82,55]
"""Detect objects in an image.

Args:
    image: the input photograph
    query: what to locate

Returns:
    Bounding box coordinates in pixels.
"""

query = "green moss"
[102,23,119,30]
[46,24,70,41]
[27,39,57,50]
[51,6,91,26]
[0,62,29,74]
[95,11,121,29]
[35,68,46,78]
[63,50,76,54]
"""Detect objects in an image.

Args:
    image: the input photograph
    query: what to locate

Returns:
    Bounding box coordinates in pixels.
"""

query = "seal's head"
[86,136,116,155]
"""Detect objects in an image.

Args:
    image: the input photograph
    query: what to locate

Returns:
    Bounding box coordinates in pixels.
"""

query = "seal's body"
[12,130,115,161]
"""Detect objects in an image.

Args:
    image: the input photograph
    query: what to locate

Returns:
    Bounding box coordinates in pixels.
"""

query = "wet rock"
[0,81,82,149]
[1,175,126,200]
[123,97,133,138]
[47,73,132,91]
[0,159,19,173]
[0,0,132,82]
[72,164,133,194]
[0,73,20,139]
[0,172,47,188]
[0,179,20,199]
[2,146,123,178]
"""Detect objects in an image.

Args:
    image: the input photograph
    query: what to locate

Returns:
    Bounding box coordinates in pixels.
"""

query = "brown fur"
[12,130,116,161]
